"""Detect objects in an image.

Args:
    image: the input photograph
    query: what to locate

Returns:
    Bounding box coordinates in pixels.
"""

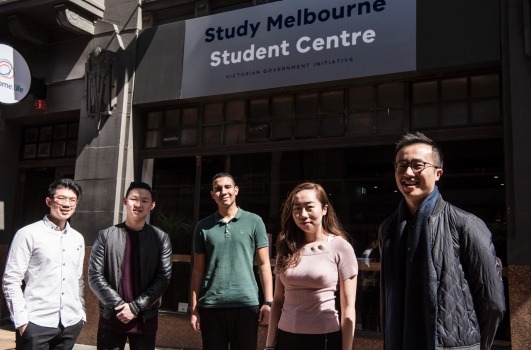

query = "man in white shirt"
[3,179,86,350]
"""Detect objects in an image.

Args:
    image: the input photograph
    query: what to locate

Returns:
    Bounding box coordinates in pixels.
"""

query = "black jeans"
[97,328,156,350]
[198,306,259,350]
[15,320,84,350]
[275,329,342,350]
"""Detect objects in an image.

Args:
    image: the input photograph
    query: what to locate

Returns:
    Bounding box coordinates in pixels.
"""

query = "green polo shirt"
[193,208,269,308]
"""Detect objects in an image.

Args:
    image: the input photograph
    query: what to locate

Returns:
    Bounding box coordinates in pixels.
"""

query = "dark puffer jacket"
[88,223,172,321]
[379,196,505,350]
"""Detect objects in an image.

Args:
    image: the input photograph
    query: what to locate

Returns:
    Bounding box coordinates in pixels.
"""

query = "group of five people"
[2,132,505,350]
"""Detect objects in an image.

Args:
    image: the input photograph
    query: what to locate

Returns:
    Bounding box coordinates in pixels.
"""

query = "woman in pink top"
[265,182,358,350]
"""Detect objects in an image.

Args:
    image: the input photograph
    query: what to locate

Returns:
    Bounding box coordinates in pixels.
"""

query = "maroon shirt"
[99,227,158,334]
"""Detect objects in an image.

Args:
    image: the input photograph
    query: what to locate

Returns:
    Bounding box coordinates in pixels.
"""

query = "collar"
[43,215,69,233]
[214,207,242,224]
[122,221,146,232]
[431,195,446,216]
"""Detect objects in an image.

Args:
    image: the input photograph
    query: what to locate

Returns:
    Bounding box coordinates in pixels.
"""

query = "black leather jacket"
[379,196,505,350]
[88,223,172,321]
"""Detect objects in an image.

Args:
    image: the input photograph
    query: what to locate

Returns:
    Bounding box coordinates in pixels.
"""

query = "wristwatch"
[263,301,273,307]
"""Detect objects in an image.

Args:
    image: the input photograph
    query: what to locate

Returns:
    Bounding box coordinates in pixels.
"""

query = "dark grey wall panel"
[134,21,185,105]
[417,0,500,70]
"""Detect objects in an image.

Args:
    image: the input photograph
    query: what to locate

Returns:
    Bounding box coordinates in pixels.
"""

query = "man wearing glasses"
[379,132,505,350]
[3,179,85,350]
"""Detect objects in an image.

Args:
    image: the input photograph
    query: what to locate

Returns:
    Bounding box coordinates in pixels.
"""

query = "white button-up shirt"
[2,216,86,329]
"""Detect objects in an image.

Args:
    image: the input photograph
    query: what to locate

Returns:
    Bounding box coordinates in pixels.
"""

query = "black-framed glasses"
[394,160,440,173]
[53,196,78,207]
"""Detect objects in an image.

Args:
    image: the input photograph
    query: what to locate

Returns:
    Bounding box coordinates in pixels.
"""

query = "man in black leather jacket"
[379,132,505,350]
[88,181,172,350]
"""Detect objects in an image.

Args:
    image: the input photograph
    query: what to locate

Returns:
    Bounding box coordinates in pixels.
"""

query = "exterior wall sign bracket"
[55,3,96,36]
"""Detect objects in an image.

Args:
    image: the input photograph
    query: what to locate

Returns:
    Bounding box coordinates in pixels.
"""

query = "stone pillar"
[502,1,531,349]
[70,1,142,345]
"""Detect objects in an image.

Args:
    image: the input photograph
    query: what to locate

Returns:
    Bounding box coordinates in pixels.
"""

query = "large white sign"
[0,44,31,104]
[182,0,416,98]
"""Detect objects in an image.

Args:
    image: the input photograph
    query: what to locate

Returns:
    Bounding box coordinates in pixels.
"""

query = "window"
[144,73,501,149]
[21,122,79,160]
[412,73,501,128]
[142,69,504,339]
[145,108,199,148]
[144,82,408,147]
[149,139,506,336]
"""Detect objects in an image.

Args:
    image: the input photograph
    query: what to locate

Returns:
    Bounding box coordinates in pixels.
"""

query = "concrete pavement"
[0,324,100,350]
[0,323,511,350]
[0,324,16,350]
[0,324,179,350]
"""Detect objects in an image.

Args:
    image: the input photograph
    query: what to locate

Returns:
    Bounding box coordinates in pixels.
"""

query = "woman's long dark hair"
[275,182,349,273]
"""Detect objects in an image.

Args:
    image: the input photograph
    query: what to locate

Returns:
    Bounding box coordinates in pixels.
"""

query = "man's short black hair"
[126,181,155,201]
[212,172,236,185]
[48,179,82,199]
[395,131,444,168]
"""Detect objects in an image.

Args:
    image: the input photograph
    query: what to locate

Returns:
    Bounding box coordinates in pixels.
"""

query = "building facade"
[0,0,529,349]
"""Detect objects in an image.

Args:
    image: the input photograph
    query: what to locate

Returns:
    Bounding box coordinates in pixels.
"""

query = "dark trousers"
[198,306,259,350]
[275,329,342,350]
[15,320,83,350]
[97,328,156,350]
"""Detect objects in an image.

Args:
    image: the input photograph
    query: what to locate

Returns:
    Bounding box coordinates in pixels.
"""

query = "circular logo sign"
[0,44,31,104]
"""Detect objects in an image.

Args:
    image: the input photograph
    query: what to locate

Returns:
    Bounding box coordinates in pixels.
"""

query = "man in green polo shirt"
[190,172,273,350]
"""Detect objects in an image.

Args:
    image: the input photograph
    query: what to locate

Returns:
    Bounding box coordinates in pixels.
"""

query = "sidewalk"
[0,324,97,350]
[0,324,13,350]
[0,323,511,350]
[0,324,178,350]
